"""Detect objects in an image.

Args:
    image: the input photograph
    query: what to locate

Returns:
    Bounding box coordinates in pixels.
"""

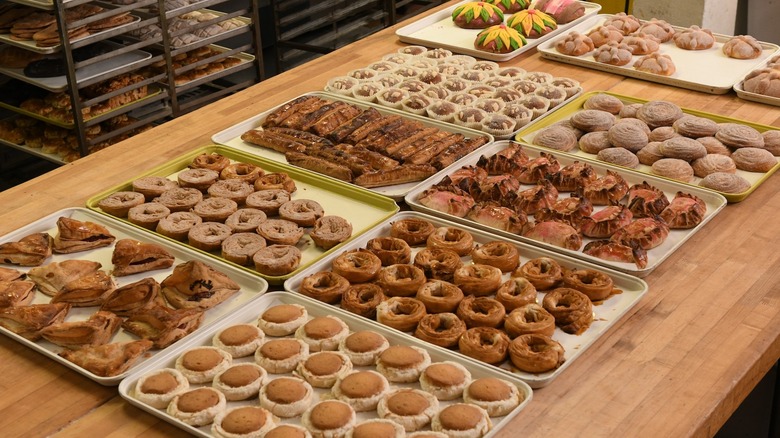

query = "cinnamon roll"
[128,203,170,230]
[390,218,435,246]
[413,248,463,282]
[98,191,145,217]
[542,287,594,335]
[495,276,537,312]
[254,172,296,193]
[221,233,267,266]
[366,237,412,266]
[252,245,301,276]
[426,227,474,256]
[310,216,352,250]
[177,168,219,191]
[192,197,238,222]
[456,296,506,329]
[191,152,230,172]
[376,264,427,297]
[453,264,502,297]
[256,219,304,246]
[341,283,385,318]
[331,249,382,283]
[416,280,464,313]
[207,179,254,205]
[470,241,520,273]
[376,297,427,332]
[187,222,232,252]
[278,199,324,227]
[513,257,563,291]
[508,333,565,373]
[299,271,350,304]
[504,303,555,338]
[562,268,616,301]
[156,211,202,241]
[414,312,466,348]
[225,208,267,233]
[245,189,291,216]
[220,162,264,183]
[458,327,510,365]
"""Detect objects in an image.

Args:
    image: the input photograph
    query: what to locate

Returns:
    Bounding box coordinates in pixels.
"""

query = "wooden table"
[1,4,779,437]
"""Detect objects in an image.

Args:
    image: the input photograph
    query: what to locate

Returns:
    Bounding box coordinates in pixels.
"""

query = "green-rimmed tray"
[86,145,399,284]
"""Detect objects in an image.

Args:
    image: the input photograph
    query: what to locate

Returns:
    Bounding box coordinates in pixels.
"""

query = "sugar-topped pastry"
[257,303,308,336]
[259,376,314,418]
[602,12,641,35]
[634,53,676,76]
[637,18,675,42]
[255,338,309,373]
[294,315,349,352]
[212,363,267,401]
[419,361,472,401]
[338,330,389,366]
[167,387,227,427]
[673,25,715,50]
[333,370,391,412]
[555,31,595,56]
[134,368,190,409]
[175,346,233,384]
[212,324,264,358]
[212,406,276,438]
[723,35,763,59]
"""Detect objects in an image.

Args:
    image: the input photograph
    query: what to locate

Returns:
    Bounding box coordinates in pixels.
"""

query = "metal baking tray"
[167,9,251,51]
[285,211,649,388]
[120,291,534,437]
[396,1,602,62]
[537,14,780,94]
[514,91,780,203]
[0,207,269,385]
[86,145,399,285]
[405,140,727,277]
[170,44,255,90]
[211,91,494,201]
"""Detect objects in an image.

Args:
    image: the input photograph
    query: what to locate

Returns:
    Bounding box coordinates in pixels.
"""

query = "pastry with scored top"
[0,232,53,266]
[161,260,240,310]
[59,339,153,377]
[111,238,175,277]
[0,302,70,340]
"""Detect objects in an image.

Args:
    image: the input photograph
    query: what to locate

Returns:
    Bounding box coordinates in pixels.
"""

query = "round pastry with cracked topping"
[265,424,312,438]
[376,345,431,383]
[347,419,405,438]
[175,346,233,384]
[134,367,189,409]
[212,405,276,438]
[301,400,356,437]
[377,388,439,432]
[296,350,353,388]
[295,315,349,352]
[431,403,492,438]
[258,376,313,418]
[212,362,267,401]
[257,303,307,336]
[338,330,389,366]
[419,361,472,401]
[463,376,523,416]
[212,323,264,358]
[254,338,309,373]
[167,387,227,427]
[333,370,390,412]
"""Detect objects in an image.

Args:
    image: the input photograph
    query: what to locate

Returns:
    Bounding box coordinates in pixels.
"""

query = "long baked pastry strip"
[299,101,349,131]
[353,164,437,188]
[241,129,307,153]
[304,145,373,176]
[263,95,320,127]
[310,104,363,137]
[392,131,450,161]
[405,133,466,165]
[285,151,353,182]
[278,98,331,129]
[334,144,399,171]
[345,114,402,144]
[326,108,383,143]
[264,126,333,148]
[432,136,490,170]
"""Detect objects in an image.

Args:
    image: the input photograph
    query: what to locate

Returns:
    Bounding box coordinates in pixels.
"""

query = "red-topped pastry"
[507,8,557,38]
[452,2,504,29]
[474,24,527,53]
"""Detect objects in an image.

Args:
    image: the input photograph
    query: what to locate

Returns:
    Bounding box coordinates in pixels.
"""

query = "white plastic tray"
[404,141,727,277]
[537,14,780,94]
[120,291,534,436]
[285,211,649,388]
[0,208,269,385]
[396,1,602,62]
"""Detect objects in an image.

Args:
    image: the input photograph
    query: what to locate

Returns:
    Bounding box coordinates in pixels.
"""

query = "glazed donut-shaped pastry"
[154,187,203,212]
[453,264,503,297]
[542,287,594,335]
[221,233,267,266]
[427,227,474,256]
[191,152,230,172]
[508,333,565,373]
[220,162,264,183]
[390,218,436,246]
[254,172,297,193]
[253,244,301,276]
[504,303,555,338]
[414,312,467,349]
[562,268,615,301]
[470,241,519,273]
[132,176,178,201]
[225,208,267,233]
[413,248,463,282]
[157,211,202,241]
[192,197,238,222]
[188,222,233,252]
[245,189,292,216]
[376,264,427,297]
[513,257,563,291]
[376,297,427,332]
[495,276,537,312]
[310,216,353,250]
[456,296,506,329]
[366,237,412,266]
[416,280,464,313]
[257,219,304,246]
[98,191,145,217]
[177,168,219,191]
[331,249,382,283]
[299,271,350,304]
[128,202,171,230]
[207,179,255,205]
[278,199,324,227]
[458,327,510,365]
[341,283,386,319]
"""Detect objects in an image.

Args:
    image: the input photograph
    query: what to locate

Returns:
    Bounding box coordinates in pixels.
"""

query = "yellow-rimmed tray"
[396,1,602,62]
[537,14,780,94]
[86,145,399,285]
[514,91,780,202]
[0,207,268,386]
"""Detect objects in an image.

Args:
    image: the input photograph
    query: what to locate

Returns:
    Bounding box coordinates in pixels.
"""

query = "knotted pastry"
[505,303,555,338]
[470,241,519,273]
[122,304,204,348]
[366,237,412,266]
[111,238,175,277]
[0,232,53,266]
[161,260,240,310]
[427,227,474,256]
[341,283,385,318]
[508,333,565,373]
[0,280,35,308]
[300,271,350,304]
[456,296,505,329]
[59,339,154,378]
[0,302,70,341]
[40,310,122,349]
[51,269,115,307]
[253,244,301,276]
[414,312,467,349]
[453,264,503,297]
[496,276,537,312]
[101,277,164,317]
[673,25,715,50]
[555,31,595,56]
[376,297,427,332]
[377,264,427,297]
[310,216,352,250]
[458,327,510,365]
[513,257,563,291]
[416,280,464,313]
[332,249,382,283]
[542,287,594,334]
[634,53,676,76]
[563,268,616,301]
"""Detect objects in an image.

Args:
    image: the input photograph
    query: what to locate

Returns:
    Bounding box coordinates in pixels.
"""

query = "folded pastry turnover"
[0,303,71,340]
[122,304,204,348]
[0,232,53,266]
[40,310,122,348]
[0,280,36,308]
[59,339,154,377]
[53,216,116,254]
[101,277,164,317]
[111,238,175,277]
[0,266,26,282]
[161,261,240,310]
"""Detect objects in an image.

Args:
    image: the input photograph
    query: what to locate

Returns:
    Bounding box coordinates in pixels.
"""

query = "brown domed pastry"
[133,368,189,409]
[634,53,676,76]
[297,350,353,389]
[463,377,523,417]
[302,400,356,437]
[659,136,708,161]
[295,315,349,352]
[278,199,324,227]
[332,249,382,283]
[212,363,268,401]
[586,25,624,48]
[419,361,472,402]
[253,244,302,276]
[508,333,565,372]
[225,208,267,234]
[636,100,684,129]
[731,147,777,172]
[622,32,661,55]
[187,222,232,252]
[431,403,492,438]
[674,25,715,50]
[98,191,145,217]
[556,31,595,56]
[333,370,390,412]
[637,18,675,42]
[598,147,640,168]
[265,424,312,438]
[459,327,510,365]
[742,68,780,98]
[415,280,464,314]
[191,152,230,172]
[341,283,385,318]
[257,303,307,336]
[505,303,555,338]
[377,264,427,297]
[367,237,412,266]
[673,115,719,138]
[414,312,467,349]
[207,179,254,205]
[257,219,304,246]
[453,264,503,297]
[111,238,174,277]
[376,296,427,332]
[579,131,613,154]
[692,154,737,177]
[132,176,178,201]
[495,276,537,312]
[175,346,233,384]
[592,41,633,66]
[562,268,616,301]
[452,2,504,29]
[456,295,505,328]
[220,162,263,184]
[178,168,219,191]
[338,330,389,366]
[212,324,264,359]
[542,287,594,334]
[254,172,297,193]
[376,345,431,383]
[715,123,765,149]
[699,172,752,193]
[192,197,238,222]
[570,109,616,132]
[723,35,762,59]
[763,130,780,156]
[167,387,227,427]
[299,271,350,304]
[255,338,309,374]
[651,158,695,182]
[649,126,679,142]
[532,124,578,151]
[245,189,291,216]
[390,218,435,246]
[583,93,624,114]
[534,0,584,23]
[513,257,563,291]
[258,376,313,418]
[470,241,519,273]
[212,405,276,437]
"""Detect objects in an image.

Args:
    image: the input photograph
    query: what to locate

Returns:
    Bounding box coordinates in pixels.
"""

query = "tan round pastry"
[542,287,594,334]
[128,202,171,230]
[592,41,633,66]
[191,152,230,172]
[221,233,266,266]
[463,377,523,417]
[638,18,675,42]
[743,68,780,99]
[377,264,427,297]
[692,154,737,177]
[763,130,780,156]
[495,276,537,312]
[134,367,190,409]
[258,376,314,418]
[619,103,643,118]
[175,346,233,384]
[673,115,719,138]
[178,168,220,191]
[212,324,265,358]
[731,147,777,172]
[301,400,356,438]
[220,162,263,183]
[416,280,464,313]
[555,31,595,56]
[414,248,464,282]
[674,25,715,50]
[278,199,324,227]
[376,345,431,383]
[296,350,353,388]
[299,271,350,304]
[333,370,390,412]
[722,35,762,59]
[347,419,405,438]
[310,216,352,250]
[295,315,349,352]
[651,158,695,182]
[419,361,472,401]
[570,109,616,132]
[578,131,613,154]
[225,208,267,233]
[133,176,178,200]
[377,388,439,432]
[649,126,679,142]
[245,189,291,216]
[255,338,309,373]
[167,387,227,427]
[208,179,255,205]
[188,221,232,252]
[257,219,304,246]
[432,404,492,438]
[513,257,563,291]
[636,100,683,129]
[458,327,510,365]
[254,172,297,193]
[531,124,578,151]
[715,123,765,149]
[366,237,412,266]
[659,137,708,161]
[597,148,640,168]
[414,312,467,349]
[637,141,666,165]
[98,191,145,217]
[563,268,615,301]
[634,53,676,76]
[453,264,503,297]
[508,333,565,373]
[505,303,556,338]
[341,283,385,319]
[376,296,427,332]
[586,25,624,48]
[338,330,389,366]
[264,424,313,438]
[608,121,649,152]
[331,249,382,283]
[699,172,752,194]
[193,197,238,222]
[583,93,624,115]
[212,405,276,438]
[157,211,203,241]
[426,227,474,256]
[212,363,267,401]
[622,32,660,55]
[257,303,308,336]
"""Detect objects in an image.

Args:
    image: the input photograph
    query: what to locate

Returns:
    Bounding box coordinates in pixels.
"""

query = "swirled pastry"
[542,287,593,334]
[458,327,510,365]
[414,312,466,349]
[377,264,427,297]
[367,237,412,266]
[453,264,503,297]
[731,147,777,172]
[427,227,474,256]
[563,268,616,301]
[390,217,435,246]
[310,216,352,250]
[699,172,752,193]
[505,303,555,338]
[508,333,565,372]
[496,276,537,312]
[332,249,382,283]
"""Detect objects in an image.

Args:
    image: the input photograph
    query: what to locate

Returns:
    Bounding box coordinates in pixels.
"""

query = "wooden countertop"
[1,3,779,437]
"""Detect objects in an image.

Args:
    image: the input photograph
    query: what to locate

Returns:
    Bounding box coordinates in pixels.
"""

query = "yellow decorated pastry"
[485,0,529,13]
[452,2,504,29]
[474,24,527,54]
[507,8,557,38]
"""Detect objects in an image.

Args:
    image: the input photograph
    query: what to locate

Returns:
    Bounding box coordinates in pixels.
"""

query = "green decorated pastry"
[507,8,558,38]
[474,24,527,54]
[452,2,504,29]
[485,0,530,13]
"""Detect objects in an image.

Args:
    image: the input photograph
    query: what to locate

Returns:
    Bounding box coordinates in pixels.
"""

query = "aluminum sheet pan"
[537,14,780,94]
[120,291,534,436]
[285,211,648,388]
[514,91,780,202]
[0,208,268,385]
[86,145,399,285]
[210,92,494,201]
[396,1,602,62]
[404,140,727,277]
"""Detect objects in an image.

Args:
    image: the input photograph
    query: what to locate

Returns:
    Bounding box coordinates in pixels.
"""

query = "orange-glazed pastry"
[542,287,594,334]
